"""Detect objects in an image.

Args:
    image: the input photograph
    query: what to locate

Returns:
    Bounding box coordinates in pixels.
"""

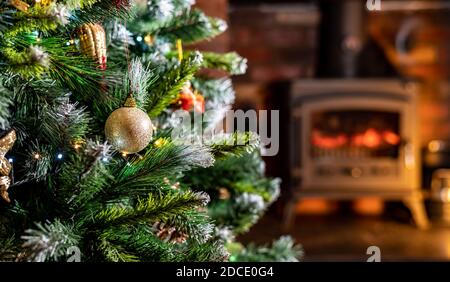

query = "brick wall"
[229,3,320,83]
[228,3,320,112]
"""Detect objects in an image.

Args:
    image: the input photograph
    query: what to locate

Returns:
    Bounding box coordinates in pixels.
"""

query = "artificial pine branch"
[42,37,120,104]
[98,225,175,262]
[40,97,91,148]
[21,219,81,262]
[184,151,281,235]
[21,142,53,182]
[0,236,20,262]
[111,140,214,196]
[0,46,49,77]
[94,190,210,227]
[99,223,226,262]
[56,148,113,212]
[66,0,133,28]
[5,75,63,123]
[231,236,303,262]
[232,178,281,203]
[162,211,214,244]
[135,9,226,44]
[0,3,15,35]
[1,34,113,97]
[192,78,235,110]
[99,240,139,262]
[209,132,260,160]
[64,0,109,10]
[98,229,140,262]
[199,52,247,75]
[2,5,60,37]
[176,240,229,262]
[126,58,158,107]
[146,52,202,117]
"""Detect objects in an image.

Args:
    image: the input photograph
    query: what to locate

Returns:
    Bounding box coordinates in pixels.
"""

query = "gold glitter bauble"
[105,97,153,154]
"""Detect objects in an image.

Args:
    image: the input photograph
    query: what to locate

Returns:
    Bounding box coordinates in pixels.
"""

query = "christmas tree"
[0,0,302,262]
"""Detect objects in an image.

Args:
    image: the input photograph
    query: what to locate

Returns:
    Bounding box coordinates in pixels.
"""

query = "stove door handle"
[403,141,415,170]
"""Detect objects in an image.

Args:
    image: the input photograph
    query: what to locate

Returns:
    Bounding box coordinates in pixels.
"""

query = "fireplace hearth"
[283,79,430,229]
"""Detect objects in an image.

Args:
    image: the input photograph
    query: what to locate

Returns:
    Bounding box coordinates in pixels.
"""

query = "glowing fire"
[353,128,382,148]
[312,128,401,149]
[382,130,401,145]
[312,130,348,149]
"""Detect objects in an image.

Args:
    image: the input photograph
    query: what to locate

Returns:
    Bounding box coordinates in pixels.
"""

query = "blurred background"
[195,0,450,261]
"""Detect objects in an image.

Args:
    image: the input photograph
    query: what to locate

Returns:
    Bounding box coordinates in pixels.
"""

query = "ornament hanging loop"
[177,39,183,62]
[123,93,137,108]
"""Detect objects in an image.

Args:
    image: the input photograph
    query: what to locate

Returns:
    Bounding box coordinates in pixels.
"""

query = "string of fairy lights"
[7,150,96,165]
[4,134,183,194]
[6,136,169,170]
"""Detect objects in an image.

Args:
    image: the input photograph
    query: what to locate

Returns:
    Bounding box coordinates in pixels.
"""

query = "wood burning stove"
[283,79,430,229]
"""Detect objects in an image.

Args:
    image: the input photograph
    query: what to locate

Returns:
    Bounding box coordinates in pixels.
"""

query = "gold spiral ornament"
[0,130,16,203]
[77,23,107,70]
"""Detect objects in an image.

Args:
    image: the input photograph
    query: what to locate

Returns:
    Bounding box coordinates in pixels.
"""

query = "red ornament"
[178,85,205,113]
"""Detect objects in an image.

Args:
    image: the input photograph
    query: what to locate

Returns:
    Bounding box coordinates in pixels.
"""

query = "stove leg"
[282,197,299,231]
[403,193,430,230]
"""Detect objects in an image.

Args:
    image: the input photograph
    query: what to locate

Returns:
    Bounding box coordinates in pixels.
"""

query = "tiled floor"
[238,211,450,261]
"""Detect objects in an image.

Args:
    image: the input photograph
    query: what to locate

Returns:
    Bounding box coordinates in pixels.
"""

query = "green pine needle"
[146,52,202,117]
[95,191,210,227]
